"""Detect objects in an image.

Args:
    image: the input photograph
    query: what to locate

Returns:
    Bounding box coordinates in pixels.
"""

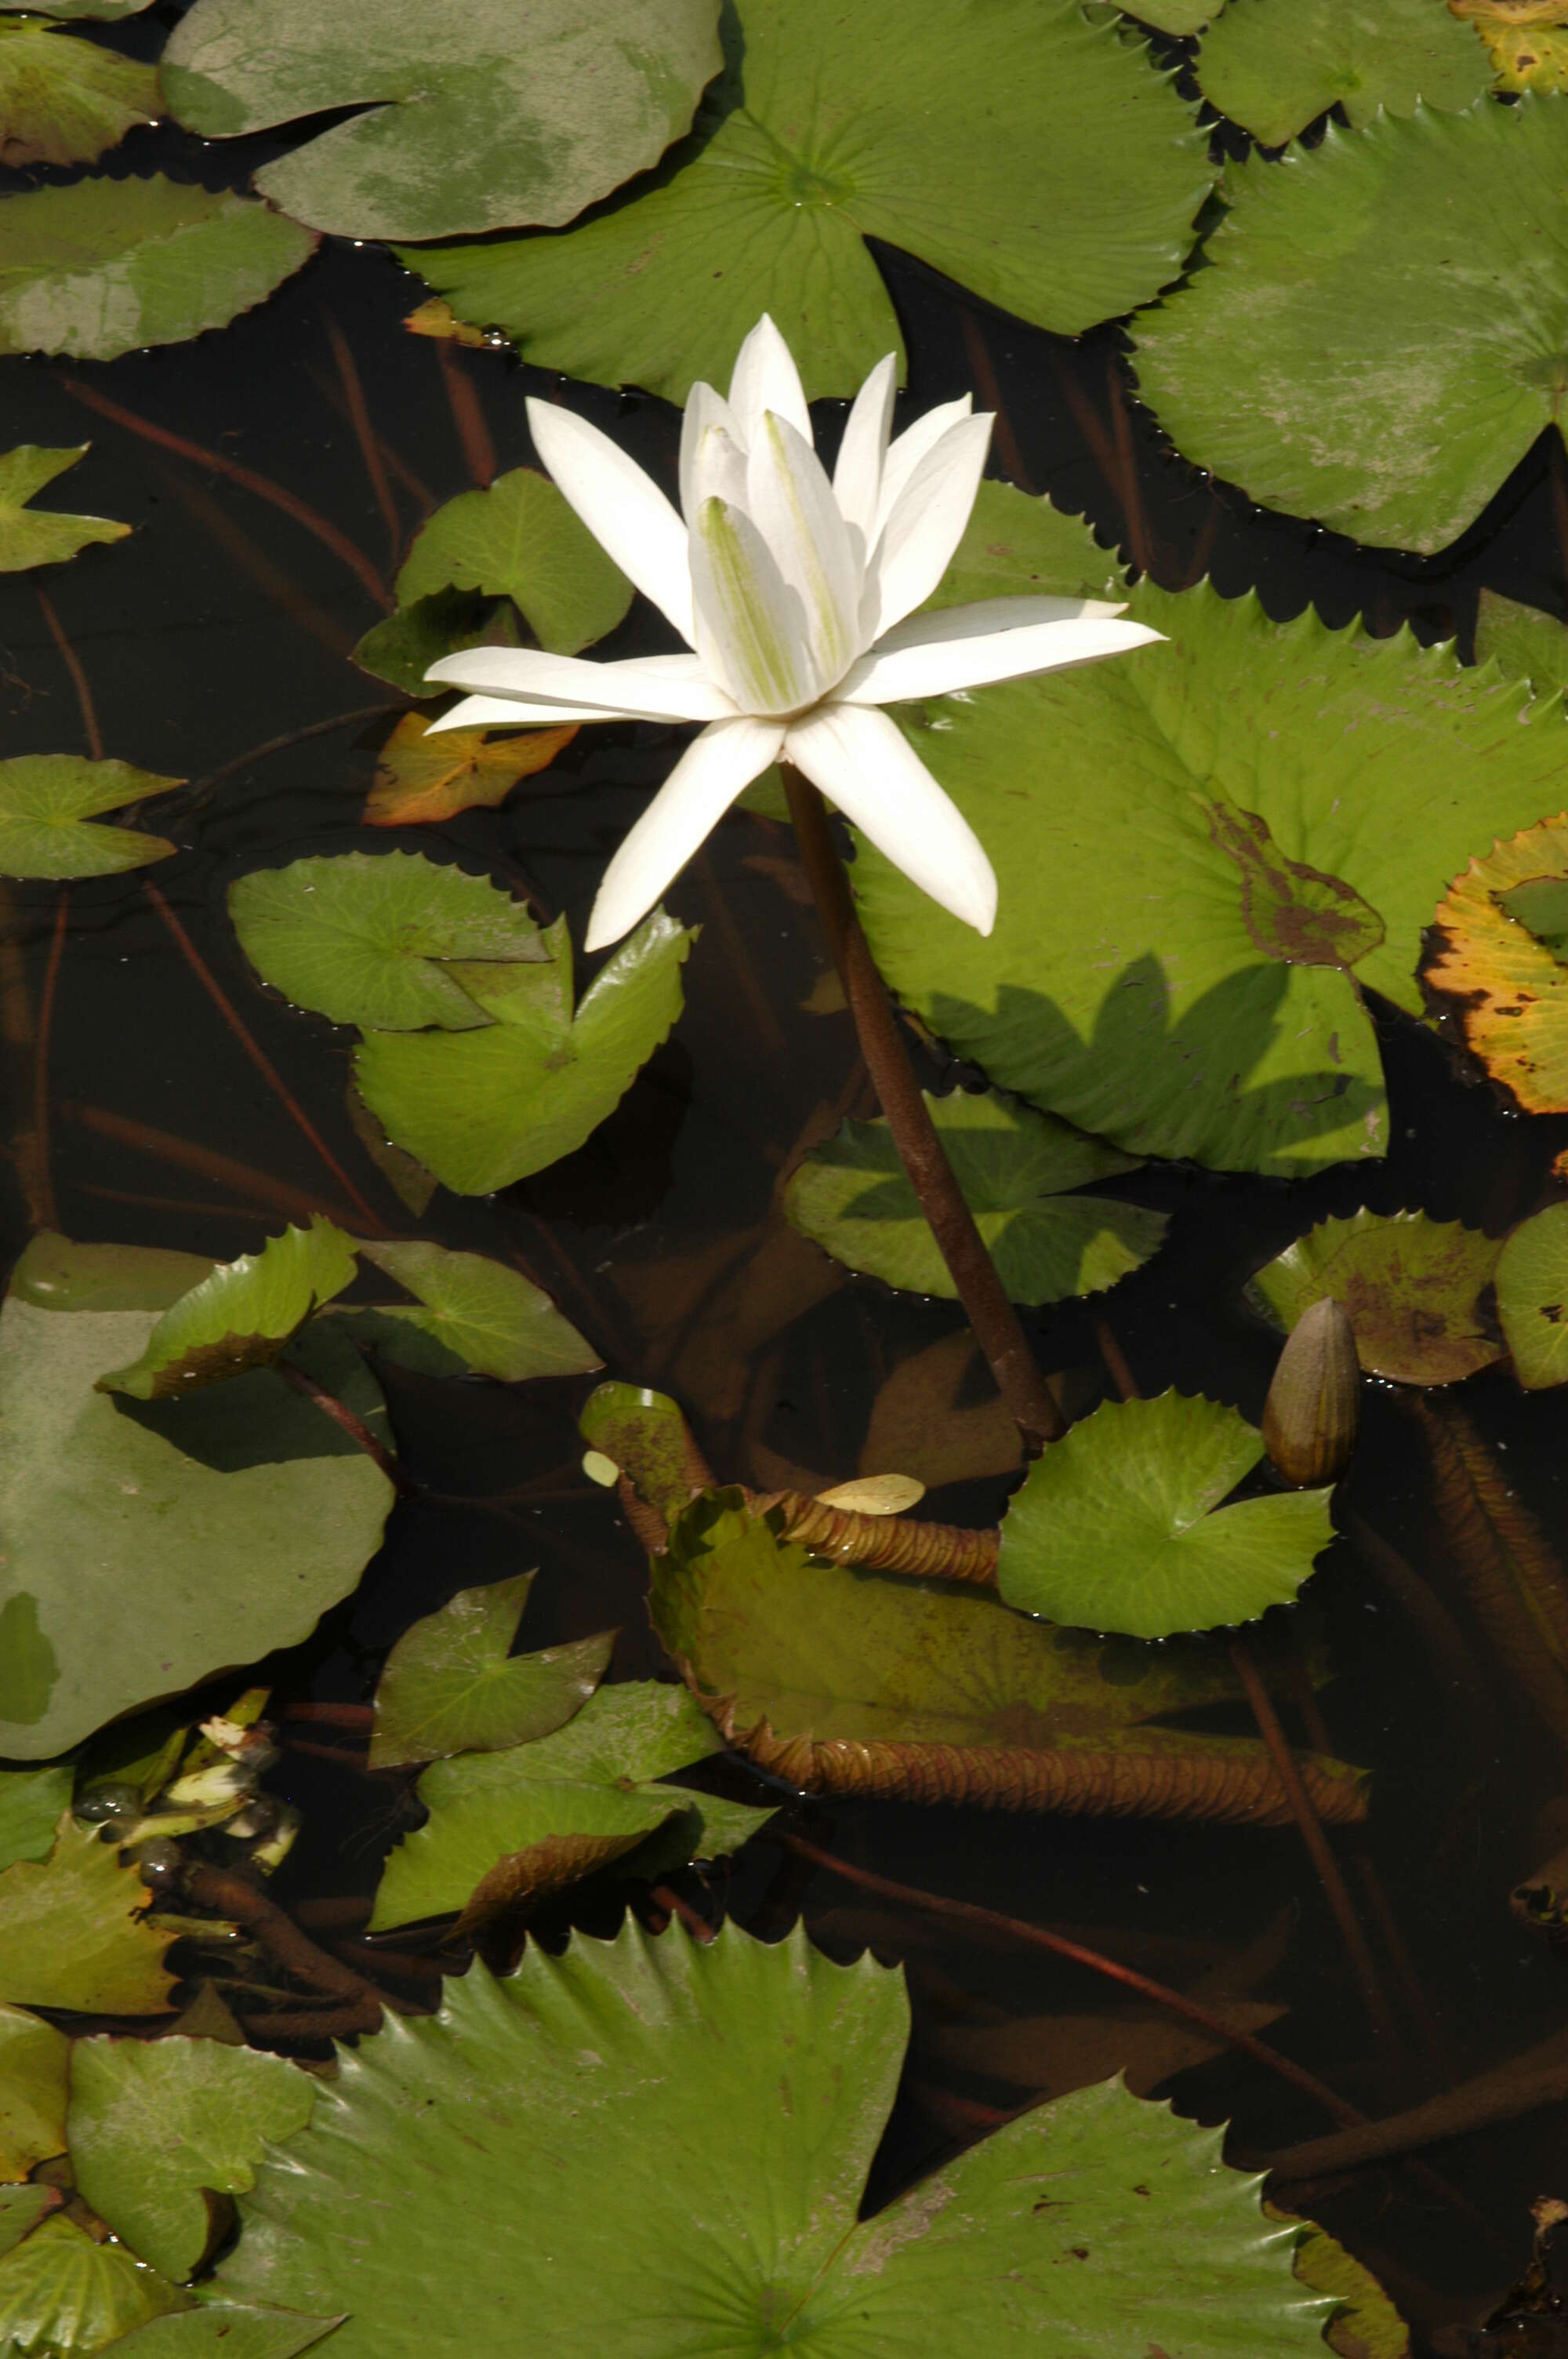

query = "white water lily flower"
[426,316,1163,952]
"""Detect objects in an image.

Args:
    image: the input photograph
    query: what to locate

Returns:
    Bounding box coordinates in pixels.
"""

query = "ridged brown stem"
[783,768,1064,1454]
[275,1359,411,1497]
[183,1862,396,2012]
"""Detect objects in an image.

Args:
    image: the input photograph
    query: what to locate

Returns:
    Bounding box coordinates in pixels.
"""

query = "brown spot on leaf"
[1203,800,1385,969]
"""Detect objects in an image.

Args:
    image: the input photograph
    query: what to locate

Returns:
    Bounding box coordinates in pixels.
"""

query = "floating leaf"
[1278,2210,1410,2359]
[368,1572,612,1768]
[8,1233,211,1314]
[396,0,1213,402]
[96,1219,358,1400]
[0,1236,393,1759]
[68,2037,315,2283]
[350,586,519,699]
[653,1492,1363,1821]
[162,0,723,242]
[815,1474,926,1516]
[365,714,577,829]
[0,2187,58,2262]
[1455,0,1568,91]
[0,2008,69,2180]
[1131,100,1568,554]
[0,2214,189,2354]
[230,850,549,1033]
[927,481,1128,611]
[579,1379,695,1525]
[856,582,1568,1175]
[355,909,695,1195]
[997,1393,1335,1639]
[785,1088,1165,1305]
[1496,1203,1568,1386]
[216,1921,1334,2357]
[0,1820,172,2013]
[1473,587,1568,689]
[0,0,156,15]
[1247,1209,1504,1386]
[1426,814,1568,1112]
[105,2312,344,2359]
[1195,0,1488,145]
[394,468,633,655]
[371,1681,767,1929]
[0,445,128,572]
[0,18,158,165]
[0,176,318,362]
[0,1767,73,1874]
[1120,0,1221,27]
[0,754,178,881]
[354,1240,599,1383]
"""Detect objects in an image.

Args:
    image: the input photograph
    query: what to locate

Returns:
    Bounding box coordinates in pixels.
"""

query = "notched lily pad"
[352,1239,600,1383]
[0,754,179,881]
[1247,1209,1505,1386]
[394,467,633,656]
[368,1572,613,1768]
[1497,1201,1568,1387]
[0,1818,173,2014]
[1195,0,1489,147]
[0,2005,70,2179]
[1473,587,1568,690]
[95,1218,358,1399]
[0,16,159,166]
[0,2212,189,2353]
[0,1765,74,1873]
[0,445,128,572]
[365,714,577,829]
[1425,813,1568,1112]
[351,586,520,698]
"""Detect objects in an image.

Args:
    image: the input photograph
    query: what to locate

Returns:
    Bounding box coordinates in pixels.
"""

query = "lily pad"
[230,850,550,1034]
[368,1572,613,1768]
[0,2214,188,2354]
[0,1766,73,1873]
[855,581,1568,1176]
[216,1920,1334,2357]
[350,587,520,699]
[1247,1209,1505,1385]
[0,755,178,882]
[1120,0,1222,27]
[104,2313,344,2359]
[653,1492,1364,1821]
[354,909,695,1195]
[68,2037,315,2283]
[371,1681,769,1929]
[0,17,158,166]
[394,468,633,655]
[0,1820,172,2013]
[997,1393,1334,1639]
[0,445,128,572]
[1496,1203,1568,1387]
[0,0,156,15]
[395,0,1214,402]
[928,481,1128,611]
[0,2007,69,2179]
[354,1240,600,1383]
[1195,0,1489,147]
[162,0,723,242]
[96,1219,358,1400]
[0,2186,58,2261]
[0,1234,394,1759]
[785,1088,1166,1305]
[1131,99,1568,554]
[0,176,318,362]
[1477,14,1568,93]
[365,714,578,829]
[1279,2210,1410,2359]
[1425,814,1568,1112]
[1473,587,1568,689]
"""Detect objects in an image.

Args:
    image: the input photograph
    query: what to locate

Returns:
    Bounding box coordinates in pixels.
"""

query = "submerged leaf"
[0,1820,172,2013]
[0,17,158,165]
[1276,2209,1410,2359]
[96,1218,358,1399]
[354,1239,600,1382]
[0,445,128,572]
[368,1572,613,1767]
[1195,0,1488,145]
[0,2213,189,2353]
[1425,814,1568,1113]
[0,2006,69,2180]
[1497,1202,1568,1386]
[365,714,577,829]
[0,754,178,881]
[1247,1209,1504,1386]
[394,468,633,655]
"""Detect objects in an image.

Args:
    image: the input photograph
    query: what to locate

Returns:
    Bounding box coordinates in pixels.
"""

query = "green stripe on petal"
[689,496,811,715]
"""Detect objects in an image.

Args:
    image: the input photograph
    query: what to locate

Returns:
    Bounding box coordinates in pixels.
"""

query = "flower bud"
[1262,1296,1359,1487]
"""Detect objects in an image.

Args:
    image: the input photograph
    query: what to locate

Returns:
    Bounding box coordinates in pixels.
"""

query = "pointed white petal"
[688,495,811,714]
[424,648,737,722]
[784,703,996,936]
[526,397,693,643]
[833,352,898,547]
[585,715,786,951]
[727,314,812,450]
[840,612,1164,705]
[679,381,746,522]
[424,695,606,736]
[863,413,993,640]
[745,412,861,696]
[873,394,974,541]
[869,594,1129,654]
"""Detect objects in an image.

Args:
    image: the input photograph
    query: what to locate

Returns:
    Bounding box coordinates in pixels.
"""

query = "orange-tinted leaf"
[1425,813,1568,1110]
[365,713,576,828]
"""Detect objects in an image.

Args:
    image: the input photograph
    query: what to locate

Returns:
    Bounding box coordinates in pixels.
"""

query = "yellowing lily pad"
[394,467,633,656]
[1496,1202,1568,1386]
[1425,813,1568,1112]
[0,445,128,572]
[364,715,578,829]
[368,1572,612,1767]
[1247,1209,1505,1386]
[0,1819,173,2014]
[95,1218,358,1400]
[1196,0,1488,146]
[0,2007,69,2180]
[0,754,179,881]
[0,16,158,165]
[1454,1,1568,90]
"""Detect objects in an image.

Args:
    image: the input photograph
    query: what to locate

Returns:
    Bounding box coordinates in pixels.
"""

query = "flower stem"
[782,766,1064,1453]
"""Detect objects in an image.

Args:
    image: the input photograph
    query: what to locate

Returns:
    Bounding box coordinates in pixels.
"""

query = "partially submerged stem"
[276,1358,411,1496]
[782,768,1064,1454]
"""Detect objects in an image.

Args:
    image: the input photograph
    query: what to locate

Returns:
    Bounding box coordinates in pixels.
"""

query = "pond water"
[7,9,1568,2353]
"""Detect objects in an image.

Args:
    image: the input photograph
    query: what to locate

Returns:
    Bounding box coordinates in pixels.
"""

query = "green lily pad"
[162,0,723,242]
[855,580,1568,1176]
[928,481,1129,610]
[229,851,550,1034]
[103,2312,344,2359]
[0,755,179,882]
[0,175,318,362]
[785,1088,1166,1305]
[1195,0,1489,147]
[0,445,128,572]
[355,909,695,1195]
[0,18,158,166]
[1120,0,1221,28]
[1131,99,1568,554]
[1247,1209,1505,1386]
[0,2214,189,2354]
[1473,588,1568,691]
[8,1234,212,1314]
[578,1380,693,1522]
[0,1766,73,1873]
[0,2186,58,2262]
[1278,2210,1409,2359]
[68,2037,315,2283]
[1496,1202,1568,1387]
[96,1219,358,1400]
[368,1572,614,1768]
[394,469,633,656]
[352,586,521,699]
[0,2007,69,2179]
[396,0,1213,402]
[354,1239,600,1383]
[0,0,155,15]
[216,1920,1334,2357]
[996,1392,1334,1640]
[653,1492,1364,1820]
[0,1820,172,2013]
[0,1235,394,1760]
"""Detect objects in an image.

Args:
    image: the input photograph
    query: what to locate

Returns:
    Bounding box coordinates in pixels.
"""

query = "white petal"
[526,398,693,643]
[833,352,898,548]
[688,495,811,715]
[863,413,993,640]
[424,695,613,735]
[873,394,974,542]
[585,715,786,951]
[840,612,1164,705]
[679,381,747,521]
[784,703,997,936]
[870,595,1129,653]
[727,314,812,450]
[745,413,861,695]
[423,648,736,723]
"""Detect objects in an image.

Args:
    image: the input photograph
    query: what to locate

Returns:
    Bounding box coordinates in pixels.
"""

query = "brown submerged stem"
[783,767,1064,1454]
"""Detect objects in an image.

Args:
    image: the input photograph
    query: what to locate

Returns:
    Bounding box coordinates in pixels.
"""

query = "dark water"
[7,31,1568,2347]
